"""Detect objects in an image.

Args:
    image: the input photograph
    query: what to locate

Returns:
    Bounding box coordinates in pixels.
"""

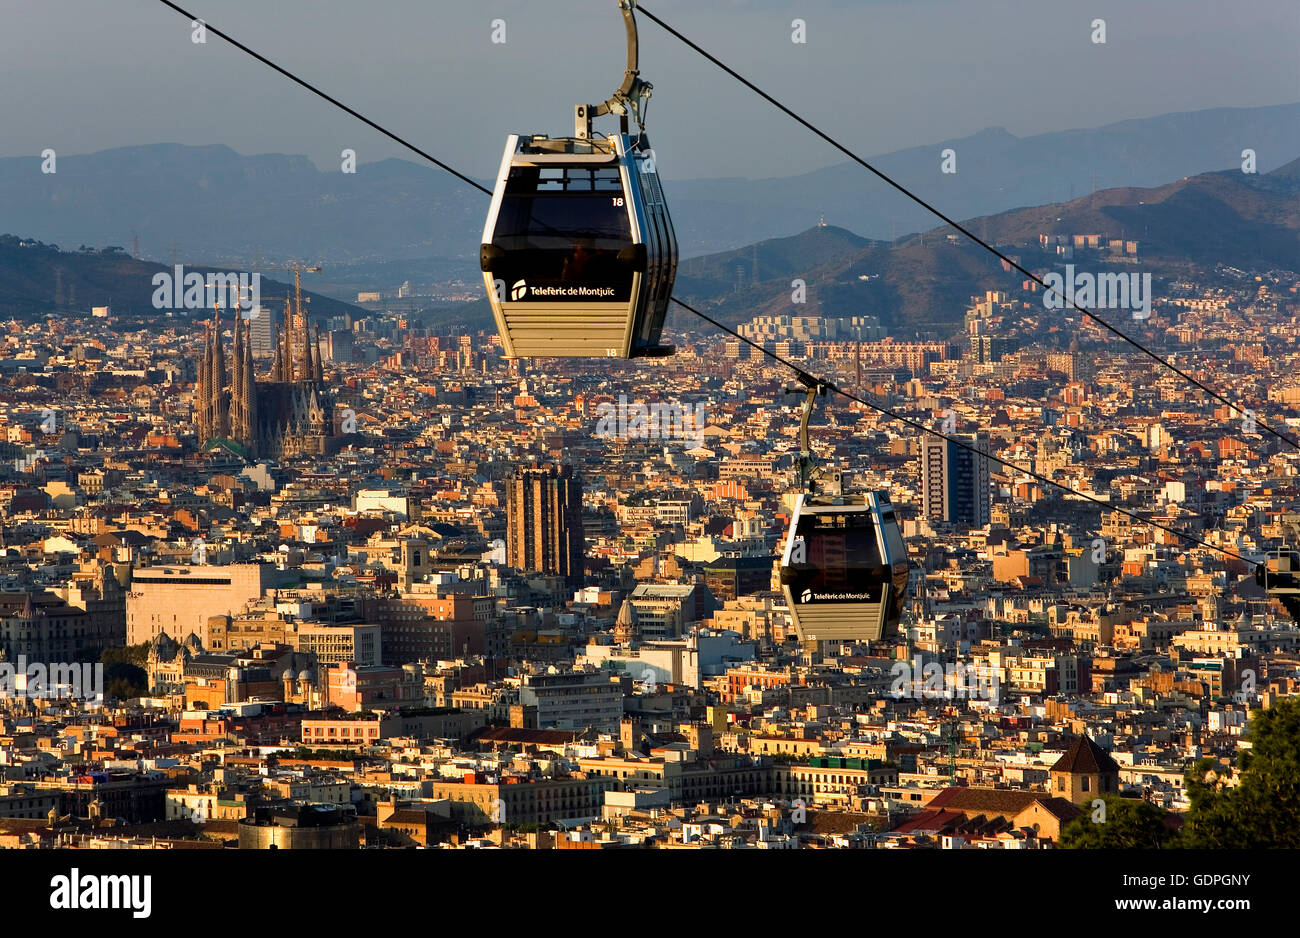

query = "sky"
[1,0,1297,181]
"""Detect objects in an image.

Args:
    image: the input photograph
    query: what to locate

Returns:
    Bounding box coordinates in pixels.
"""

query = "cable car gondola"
[776,377,911,644]
[780,491,911,643]
[1255,548,1300,621]
[480,0,677,359]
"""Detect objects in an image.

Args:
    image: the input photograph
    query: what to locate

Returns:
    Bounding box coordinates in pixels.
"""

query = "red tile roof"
[1050,736,1121,775]
[893,808,968,834]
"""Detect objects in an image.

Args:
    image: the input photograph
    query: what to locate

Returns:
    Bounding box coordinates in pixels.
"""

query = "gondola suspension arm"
[576,0,653,139]
[785,372,829,495]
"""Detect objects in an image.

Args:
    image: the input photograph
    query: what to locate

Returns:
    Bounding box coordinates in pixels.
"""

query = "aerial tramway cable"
[635,4,1299,454]
[148,0,1266,572]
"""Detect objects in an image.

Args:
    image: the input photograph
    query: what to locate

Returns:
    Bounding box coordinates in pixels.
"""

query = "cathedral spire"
[206,315,217,440]
[283,297,295,382]
[213,303,229,439]
[313,324,324,383]
[242,315,257,453]
[232,304,244,416]
[272,320,283,382]
[197,319,211,441]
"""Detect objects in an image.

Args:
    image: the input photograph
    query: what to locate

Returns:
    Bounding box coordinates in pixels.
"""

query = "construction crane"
[250,260,324,382]
[253,259,323,329]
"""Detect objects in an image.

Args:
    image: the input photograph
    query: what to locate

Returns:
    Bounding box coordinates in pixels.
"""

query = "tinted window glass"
[881,509,907,562]
[495,194,631,247]
[491,179,634,301]
[785,511,886,604]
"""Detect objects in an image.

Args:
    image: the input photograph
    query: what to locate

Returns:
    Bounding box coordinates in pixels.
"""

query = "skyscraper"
[921,433,991,528]
[969,334,1018,364]
[248,306,274,357]
[507,464,585,589]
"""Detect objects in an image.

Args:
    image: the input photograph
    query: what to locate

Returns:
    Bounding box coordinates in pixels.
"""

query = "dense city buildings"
[0,243,1294,858]
[0,121,1296,865]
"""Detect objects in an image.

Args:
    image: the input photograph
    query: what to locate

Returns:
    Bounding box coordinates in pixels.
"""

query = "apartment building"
[126,563,278,645]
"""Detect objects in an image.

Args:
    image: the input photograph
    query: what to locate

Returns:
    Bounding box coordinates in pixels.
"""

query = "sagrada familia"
[195,304,340,459]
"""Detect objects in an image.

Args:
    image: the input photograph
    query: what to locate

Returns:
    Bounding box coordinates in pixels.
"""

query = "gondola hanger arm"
[576,0,653,140]
[784,374,830,494]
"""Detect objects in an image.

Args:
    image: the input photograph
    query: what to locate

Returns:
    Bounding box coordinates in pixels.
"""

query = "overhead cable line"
[636,5,1299,454]
[150,0,1262,568]
[156,0,492,196]
[669,294,1257,567]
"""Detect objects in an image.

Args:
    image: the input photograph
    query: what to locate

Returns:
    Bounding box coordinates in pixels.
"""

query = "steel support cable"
[636,5,1298,454]
[150,0,1262,568]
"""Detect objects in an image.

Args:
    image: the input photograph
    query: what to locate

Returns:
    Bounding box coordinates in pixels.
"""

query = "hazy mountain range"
[1,102,1296,278]
[1,104,1296,336]
[421,154,1300,337]
[2,154,1295,332]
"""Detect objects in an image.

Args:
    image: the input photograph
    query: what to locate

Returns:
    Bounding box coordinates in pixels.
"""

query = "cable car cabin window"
[787,512,886,604]
[491,166,635,302]
[880,509,906,560]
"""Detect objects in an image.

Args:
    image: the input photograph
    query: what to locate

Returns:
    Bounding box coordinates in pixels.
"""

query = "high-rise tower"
[506,464,585,590]
[920,432,992,528]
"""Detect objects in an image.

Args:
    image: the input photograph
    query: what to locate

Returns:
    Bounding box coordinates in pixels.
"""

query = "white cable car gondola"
[1256,548,1300,621]
[480,0,676,359]
[780,490,911,643]
[776,378,911,644]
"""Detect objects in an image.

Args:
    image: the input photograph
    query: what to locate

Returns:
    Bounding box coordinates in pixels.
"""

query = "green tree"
[1059,794,1176,849]
[103,662,147,700]
[106,678,140,700]
[1182,697,1300,848]
[101,642,150,668]
[99,643,151,700]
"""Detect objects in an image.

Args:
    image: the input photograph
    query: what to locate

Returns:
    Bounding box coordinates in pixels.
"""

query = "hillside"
[0,236,364,321]
[967,157,1300,269]
[5,155,1294,336]
[668,156,1300,334]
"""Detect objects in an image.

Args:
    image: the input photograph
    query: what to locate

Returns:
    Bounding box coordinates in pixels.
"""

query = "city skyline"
[0,0,1293,916]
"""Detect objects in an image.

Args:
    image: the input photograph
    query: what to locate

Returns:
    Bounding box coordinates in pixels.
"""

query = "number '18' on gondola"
[480,133,676,359]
